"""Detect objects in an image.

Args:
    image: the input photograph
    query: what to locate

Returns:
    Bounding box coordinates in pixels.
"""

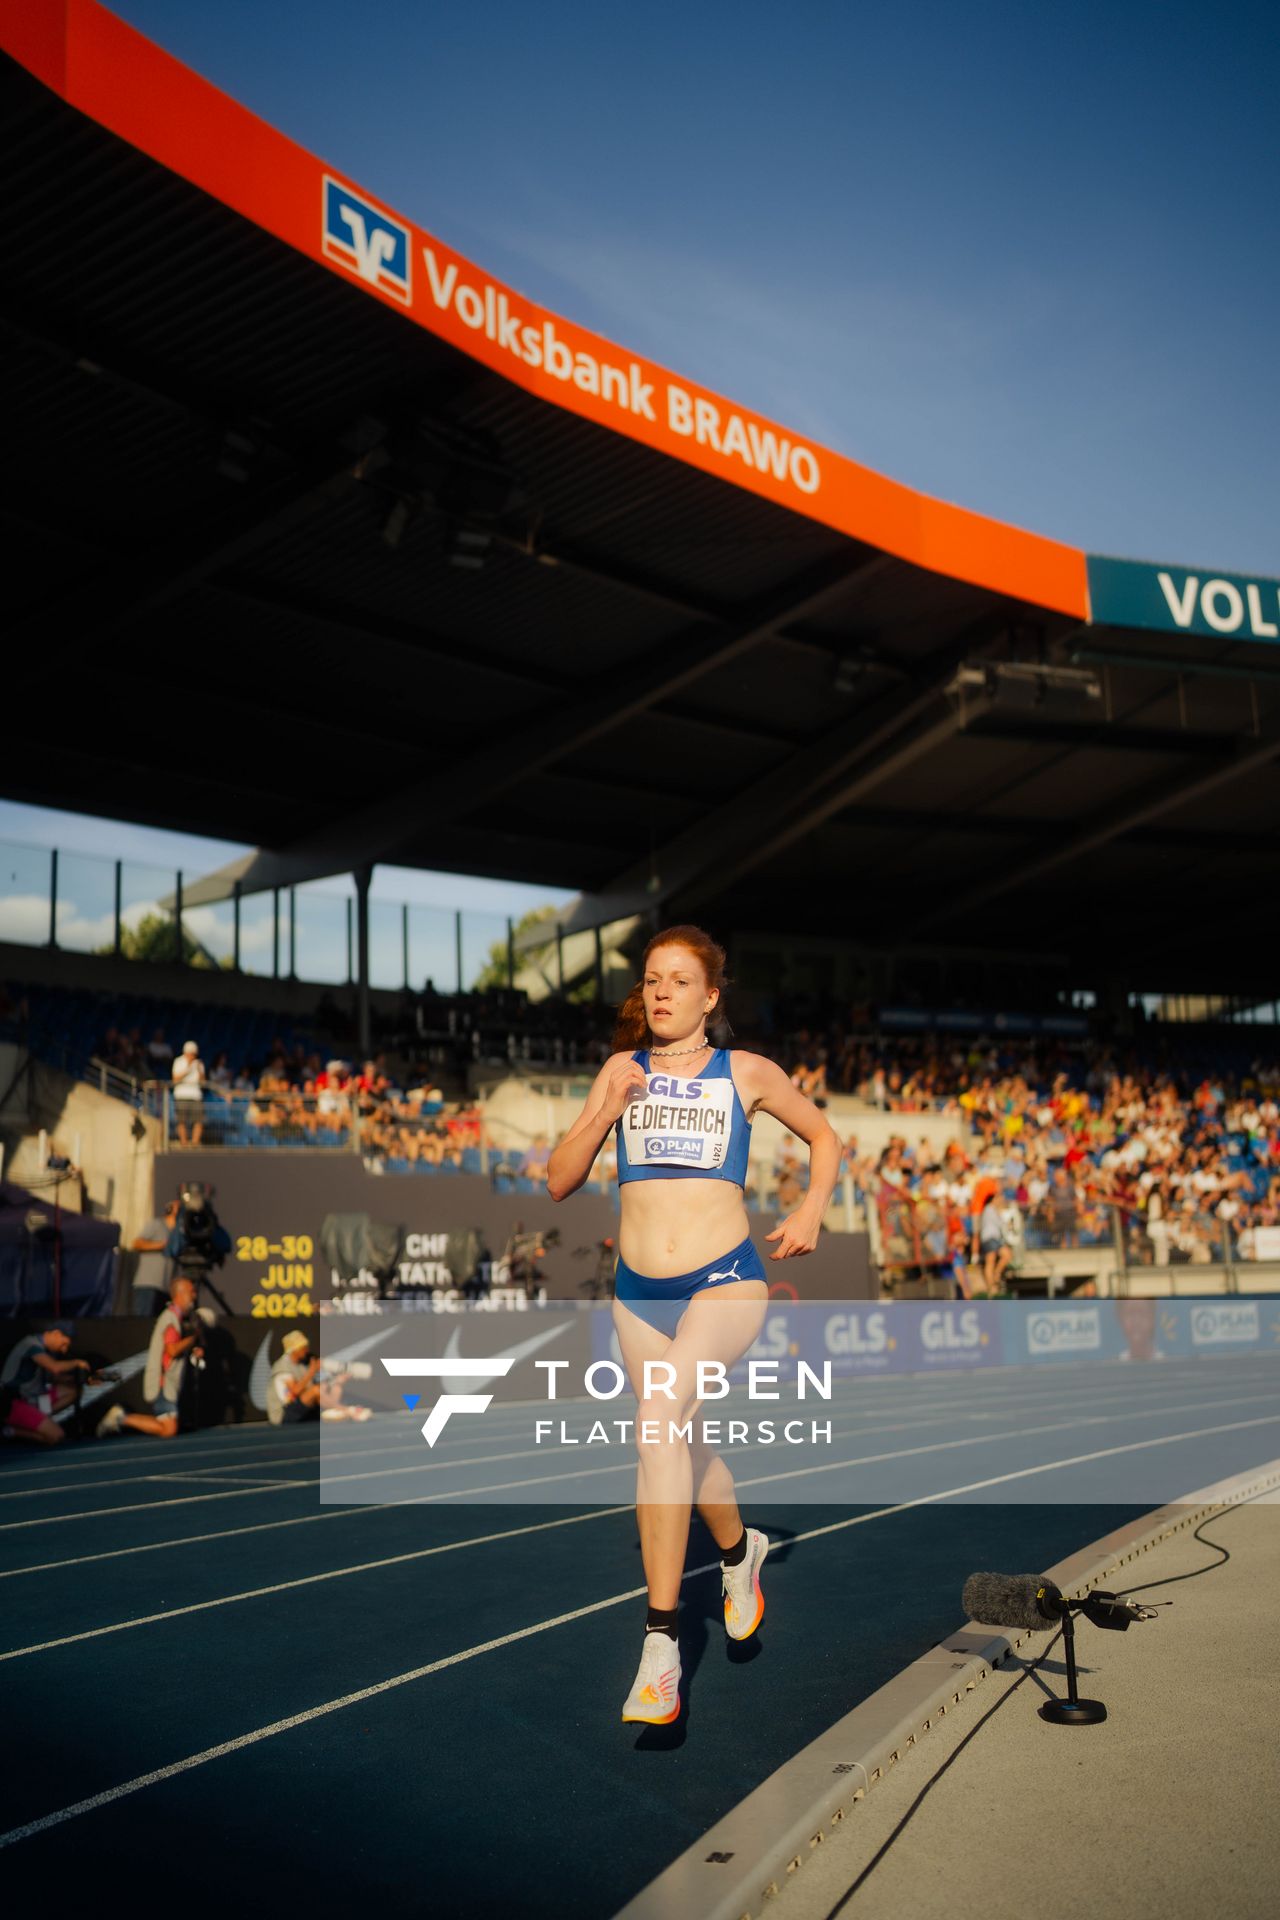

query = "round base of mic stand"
[1039,1696,1107,1725]
[1038,1608,1108,1725]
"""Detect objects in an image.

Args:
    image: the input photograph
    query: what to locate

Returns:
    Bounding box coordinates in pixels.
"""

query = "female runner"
[547,925,840,1724]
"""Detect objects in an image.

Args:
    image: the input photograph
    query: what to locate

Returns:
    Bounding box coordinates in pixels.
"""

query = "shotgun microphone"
[962,1573,1157,1631]
[962,1572,1067,1630]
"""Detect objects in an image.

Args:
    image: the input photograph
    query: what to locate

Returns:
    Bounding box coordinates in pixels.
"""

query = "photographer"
[1,1324,93,1447]
[130,1199,180,1317]
[97,1275,206,1439]
[268,1329,369,1425]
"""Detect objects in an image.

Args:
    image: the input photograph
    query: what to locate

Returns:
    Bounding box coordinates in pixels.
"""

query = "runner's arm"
[547,1053,645,1201]
[737,1053,842,1258]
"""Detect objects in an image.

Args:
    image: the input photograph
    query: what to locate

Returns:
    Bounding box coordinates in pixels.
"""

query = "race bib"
[620,1073,735,1172]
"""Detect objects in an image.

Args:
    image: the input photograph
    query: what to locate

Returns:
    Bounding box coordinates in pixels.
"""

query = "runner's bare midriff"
[619,1178,751,1278]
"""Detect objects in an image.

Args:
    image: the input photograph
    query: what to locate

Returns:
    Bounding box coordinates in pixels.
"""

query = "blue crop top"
[615,1048,752,1187]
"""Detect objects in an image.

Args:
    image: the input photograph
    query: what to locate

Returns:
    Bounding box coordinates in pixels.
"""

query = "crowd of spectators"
[132,1033,486,1165]
[58,994,1280,1279]
[802,1035,1280,1287]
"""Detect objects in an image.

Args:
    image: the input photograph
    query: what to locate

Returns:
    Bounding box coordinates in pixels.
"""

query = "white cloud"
[0,894,55,945]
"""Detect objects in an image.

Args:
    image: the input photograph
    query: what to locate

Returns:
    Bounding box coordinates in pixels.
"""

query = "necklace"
[649,1038,712,1059]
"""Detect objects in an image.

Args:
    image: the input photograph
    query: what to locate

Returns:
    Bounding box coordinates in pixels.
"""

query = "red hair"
[611,925,730,1052]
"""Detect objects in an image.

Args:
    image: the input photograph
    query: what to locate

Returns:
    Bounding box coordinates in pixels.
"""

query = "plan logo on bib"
[1190,1303,1259,1348]
[645,1136,704,1164]
[322,177,411,304]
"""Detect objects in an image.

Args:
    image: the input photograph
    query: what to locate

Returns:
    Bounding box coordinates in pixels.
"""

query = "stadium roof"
[3,0,1279,987]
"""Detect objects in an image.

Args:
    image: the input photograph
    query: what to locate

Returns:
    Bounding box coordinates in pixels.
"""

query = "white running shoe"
[95,1403,126,1439]
[721,1528,769,1640]
[620,1633,682,1724]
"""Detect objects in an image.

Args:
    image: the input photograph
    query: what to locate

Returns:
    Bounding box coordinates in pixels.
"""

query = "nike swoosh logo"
[436,1319,570,1389]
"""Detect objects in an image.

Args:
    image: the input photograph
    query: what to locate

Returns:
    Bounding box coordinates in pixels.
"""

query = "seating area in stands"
[5,976,1279,1268]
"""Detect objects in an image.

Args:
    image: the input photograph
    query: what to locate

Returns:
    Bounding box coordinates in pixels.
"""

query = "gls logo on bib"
[322,177,412,304]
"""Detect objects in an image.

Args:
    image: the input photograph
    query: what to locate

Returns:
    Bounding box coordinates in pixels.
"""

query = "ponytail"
[611,984,650,1052]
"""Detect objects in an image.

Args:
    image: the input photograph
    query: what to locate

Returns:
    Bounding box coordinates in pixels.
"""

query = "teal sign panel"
[1088,554,1280,641]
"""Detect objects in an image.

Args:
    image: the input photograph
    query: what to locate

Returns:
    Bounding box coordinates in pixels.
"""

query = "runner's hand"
[599,1058,648,1123]
[765,1211,821,1259]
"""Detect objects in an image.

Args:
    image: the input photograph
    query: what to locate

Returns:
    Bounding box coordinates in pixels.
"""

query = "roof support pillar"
[354,866,372,1060]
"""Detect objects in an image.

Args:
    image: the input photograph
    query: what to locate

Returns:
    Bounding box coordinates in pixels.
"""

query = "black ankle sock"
[645,1604,679,1639]
[720,1528,748,1567]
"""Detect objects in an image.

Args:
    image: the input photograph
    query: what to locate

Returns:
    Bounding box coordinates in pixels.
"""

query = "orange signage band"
[0,0,1089,618]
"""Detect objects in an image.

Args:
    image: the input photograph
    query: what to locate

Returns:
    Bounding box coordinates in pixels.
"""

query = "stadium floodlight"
[950,661,1102,711]
[445,523,493,570]
[380,495,414,549]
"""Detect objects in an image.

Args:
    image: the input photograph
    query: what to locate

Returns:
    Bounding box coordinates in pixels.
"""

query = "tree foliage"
[470,905,558,992]
[98,912,225,968]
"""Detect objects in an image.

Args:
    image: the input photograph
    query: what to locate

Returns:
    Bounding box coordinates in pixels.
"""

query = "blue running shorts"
[613,1234,766,1335]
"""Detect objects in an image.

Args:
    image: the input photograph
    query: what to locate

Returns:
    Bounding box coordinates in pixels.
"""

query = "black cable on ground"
[821,1486,1273,1918]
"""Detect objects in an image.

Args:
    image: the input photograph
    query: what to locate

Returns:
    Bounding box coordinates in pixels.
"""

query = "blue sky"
[4,0,1277,907]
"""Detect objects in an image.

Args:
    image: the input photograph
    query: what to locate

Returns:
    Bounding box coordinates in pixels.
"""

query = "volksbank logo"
[645,1136,703,1162]
[322,177,411,304]
[1087,555,1280,643]
[382,1356,515,1444]
[1191,1303,1259,1347]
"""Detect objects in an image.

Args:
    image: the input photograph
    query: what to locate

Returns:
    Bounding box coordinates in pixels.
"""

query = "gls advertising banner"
[590,1298,1279,1381]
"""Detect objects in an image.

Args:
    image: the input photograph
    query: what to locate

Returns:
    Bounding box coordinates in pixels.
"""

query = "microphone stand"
[1039,1606,1107,1725]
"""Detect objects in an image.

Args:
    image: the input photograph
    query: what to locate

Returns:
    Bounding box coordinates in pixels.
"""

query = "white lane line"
[0,1481,309,1534]
[0,1503,393,1580]
[9,1415,1279,1848]
[5,1382,1273,1531]
[3,1384,1262,1581]
[737,1411,1280,1494]
[0,1471,306,1502]
[0,1504,635,1663]
[323,1392,1280,1500]
[1,1361,1271,1486]
[0,1389,1152,1504]
[0,1569,660,1850]
[145,1475,304,1489]
[12,1408,1158,1651]
[0,1376,1246,1500]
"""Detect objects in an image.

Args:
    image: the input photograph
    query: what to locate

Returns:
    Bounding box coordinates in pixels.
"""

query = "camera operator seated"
[268,1329,369,1424]
[97,1276,206,1439]
[1,1323,93,1447]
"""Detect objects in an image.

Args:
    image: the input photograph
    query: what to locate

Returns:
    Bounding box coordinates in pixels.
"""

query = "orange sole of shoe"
[622,1695,681,1725]
[725,1572,765,1638]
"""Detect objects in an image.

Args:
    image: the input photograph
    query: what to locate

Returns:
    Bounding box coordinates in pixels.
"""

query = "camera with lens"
[174,1182,227,1277]
[179,1308,208,1369]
